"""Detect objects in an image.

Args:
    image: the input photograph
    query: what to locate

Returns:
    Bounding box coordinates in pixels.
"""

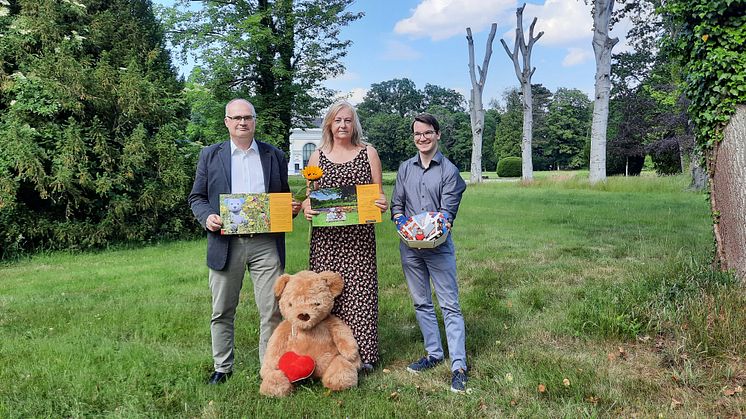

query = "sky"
[157,0,634,107]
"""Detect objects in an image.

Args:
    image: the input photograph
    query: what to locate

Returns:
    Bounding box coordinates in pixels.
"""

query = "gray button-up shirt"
[390,151,466,225]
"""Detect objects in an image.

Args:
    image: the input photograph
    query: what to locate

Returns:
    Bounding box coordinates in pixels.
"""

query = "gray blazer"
[188,139,290,271]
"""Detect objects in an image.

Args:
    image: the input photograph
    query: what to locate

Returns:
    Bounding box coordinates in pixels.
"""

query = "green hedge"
[496,157,522,177]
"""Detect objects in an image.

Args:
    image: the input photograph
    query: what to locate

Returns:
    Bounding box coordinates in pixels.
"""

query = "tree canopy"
[357,78,476,171]
[537,88,592,170]
[357,77,592,173]
[357,78,423,119]
[162,0,362,150]
[493,84,579,171]
[493,88,523,163]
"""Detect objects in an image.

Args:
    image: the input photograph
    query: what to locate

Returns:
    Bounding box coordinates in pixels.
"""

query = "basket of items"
[396,211,449,249]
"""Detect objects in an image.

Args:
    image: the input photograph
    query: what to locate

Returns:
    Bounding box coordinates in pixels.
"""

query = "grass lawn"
[1,172,744,417]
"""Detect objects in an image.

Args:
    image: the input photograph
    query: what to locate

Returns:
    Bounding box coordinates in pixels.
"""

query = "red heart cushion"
[278,351,315,383]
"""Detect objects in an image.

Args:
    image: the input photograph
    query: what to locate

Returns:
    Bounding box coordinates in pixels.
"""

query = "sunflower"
[294,165,324,200]
[301,165,323,181]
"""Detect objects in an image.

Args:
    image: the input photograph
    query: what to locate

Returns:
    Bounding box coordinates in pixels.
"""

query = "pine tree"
[0,0,193,258]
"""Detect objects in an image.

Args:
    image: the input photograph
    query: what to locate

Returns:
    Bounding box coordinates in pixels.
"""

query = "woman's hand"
[374,194,388,213]
[303,204,319,221]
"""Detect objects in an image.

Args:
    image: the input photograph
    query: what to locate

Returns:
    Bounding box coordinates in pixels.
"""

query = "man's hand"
[206,214,223,232]
[440,211,452,231]
[291,200,302,217]
[393,214,406,230]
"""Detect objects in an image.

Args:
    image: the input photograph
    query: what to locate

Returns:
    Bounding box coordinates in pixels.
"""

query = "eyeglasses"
[226,115,256,122]
[413,130,436,140]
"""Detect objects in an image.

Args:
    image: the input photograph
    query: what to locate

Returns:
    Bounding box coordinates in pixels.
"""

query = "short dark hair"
[411,113,440,133]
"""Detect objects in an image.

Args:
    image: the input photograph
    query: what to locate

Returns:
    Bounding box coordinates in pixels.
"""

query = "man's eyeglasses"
[413,130,436,140]
[226,115,256,122]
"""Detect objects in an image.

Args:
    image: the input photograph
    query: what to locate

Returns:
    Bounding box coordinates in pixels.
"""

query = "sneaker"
[360,363,374,373]
[406,355,443,374]
[450,368,468,393]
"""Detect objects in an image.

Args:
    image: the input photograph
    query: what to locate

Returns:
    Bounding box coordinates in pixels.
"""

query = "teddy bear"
[259,270,361,397]
[224,197,247,228]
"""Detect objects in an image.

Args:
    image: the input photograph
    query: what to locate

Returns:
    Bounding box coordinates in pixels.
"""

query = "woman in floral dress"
[301,101,388,370]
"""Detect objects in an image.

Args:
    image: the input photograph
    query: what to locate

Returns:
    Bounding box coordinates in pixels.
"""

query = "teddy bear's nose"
[297,313,310,321]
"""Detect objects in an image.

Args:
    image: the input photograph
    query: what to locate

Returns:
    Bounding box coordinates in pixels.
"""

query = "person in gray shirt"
[390,113,468,393]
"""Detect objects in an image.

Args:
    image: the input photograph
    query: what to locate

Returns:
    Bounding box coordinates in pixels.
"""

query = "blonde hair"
[320,101,366,151]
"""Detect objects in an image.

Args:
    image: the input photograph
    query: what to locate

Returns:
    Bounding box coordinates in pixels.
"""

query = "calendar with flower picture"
[219,193,293,234]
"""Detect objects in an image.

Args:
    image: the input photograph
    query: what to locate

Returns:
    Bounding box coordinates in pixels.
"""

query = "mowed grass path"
[1,173,744,417]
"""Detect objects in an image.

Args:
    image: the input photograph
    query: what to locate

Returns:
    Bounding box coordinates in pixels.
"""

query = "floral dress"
[309,147,379,365]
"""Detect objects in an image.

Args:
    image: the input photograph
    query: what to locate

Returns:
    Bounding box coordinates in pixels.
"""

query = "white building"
[287,127,322,175]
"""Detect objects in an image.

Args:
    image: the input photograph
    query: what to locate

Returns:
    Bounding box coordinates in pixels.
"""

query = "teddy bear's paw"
[321,359,358,391]
[339,349,361,365]
[259,381,293,397]
[321,372,358,391]
[259,371,293,397]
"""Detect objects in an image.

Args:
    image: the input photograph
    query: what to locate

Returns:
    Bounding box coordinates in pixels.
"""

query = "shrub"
[496,157,522,177]
[647,137,683,175]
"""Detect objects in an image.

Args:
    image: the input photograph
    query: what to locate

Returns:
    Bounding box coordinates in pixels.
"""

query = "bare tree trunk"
[521,80,533,180]
[466,23,497,184]
[679,143,687,173]
[710,105,746,281]
[468,88,485,182]
[589,0,618,184]
[501,4,543,182]
[689,147,708,191]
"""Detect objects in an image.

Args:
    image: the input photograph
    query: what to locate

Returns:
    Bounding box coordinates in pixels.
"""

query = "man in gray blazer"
[188,99,301,385]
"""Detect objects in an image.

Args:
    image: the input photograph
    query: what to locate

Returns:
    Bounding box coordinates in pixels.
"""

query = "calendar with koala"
[219,193,293,234]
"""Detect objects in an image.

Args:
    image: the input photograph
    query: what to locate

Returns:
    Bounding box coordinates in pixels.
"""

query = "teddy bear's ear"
[274,273,292,297]
[319,271,344,297]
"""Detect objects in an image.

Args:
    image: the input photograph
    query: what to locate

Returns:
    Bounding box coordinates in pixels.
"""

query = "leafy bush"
[607,136,644,176]
[496,157,521,177]
[647,137,682,175]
